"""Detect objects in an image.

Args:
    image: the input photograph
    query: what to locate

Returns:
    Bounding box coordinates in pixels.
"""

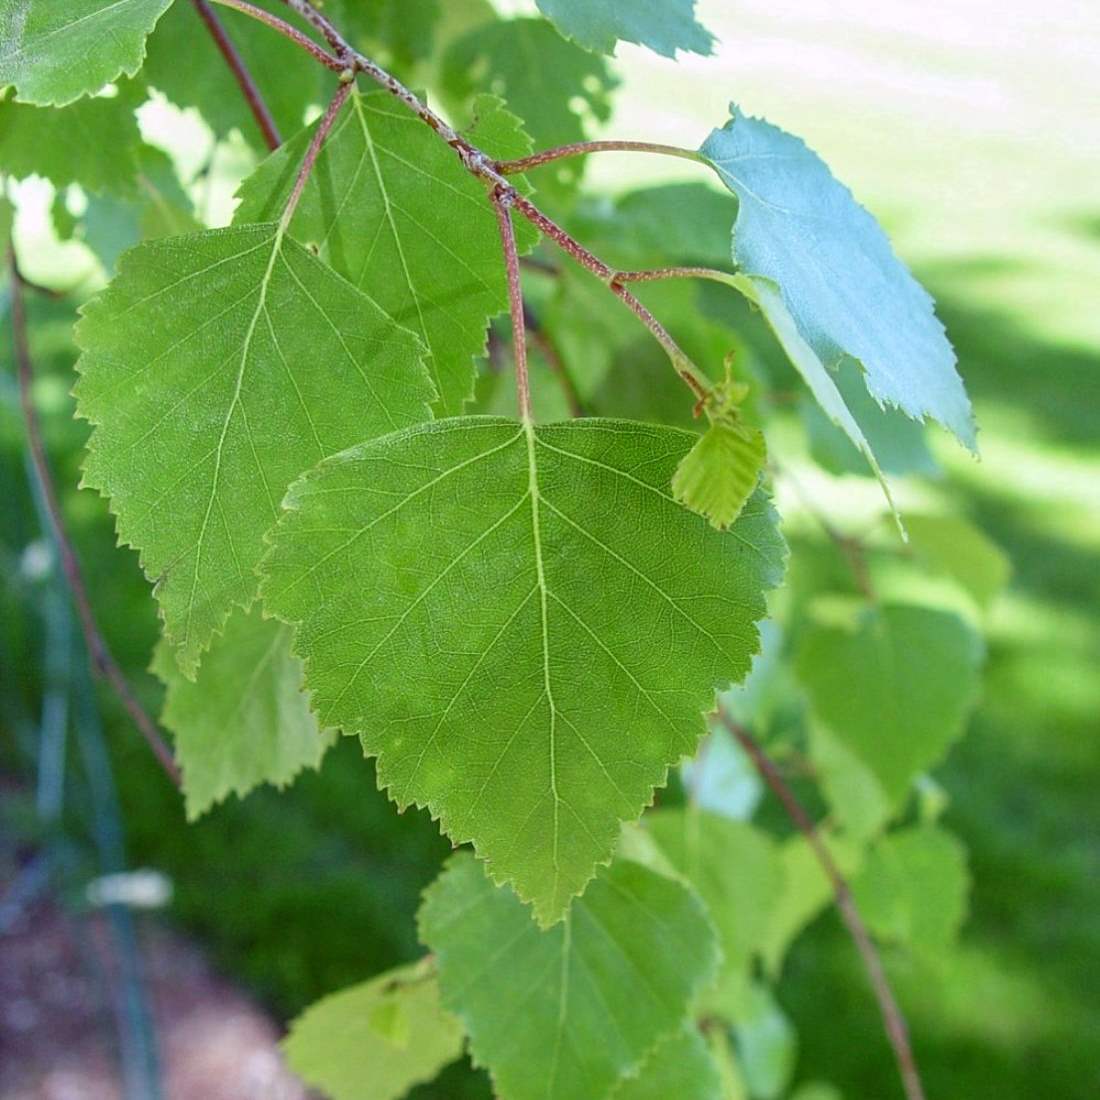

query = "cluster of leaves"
[1,1,1008,1097]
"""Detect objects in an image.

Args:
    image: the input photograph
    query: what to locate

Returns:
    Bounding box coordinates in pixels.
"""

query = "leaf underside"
[535,0,715,59]
[262,416,785,924]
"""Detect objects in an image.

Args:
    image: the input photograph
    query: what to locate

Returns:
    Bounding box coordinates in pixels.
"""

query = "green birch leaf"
[74,223,432,677]
[609,1025,722,1100]
[261,417,785,923]
[235,89,534,415]
[795,603,984,804]
[535,0,714,58]
[672,418,766,530]
[760,832,863,976]
[851,825,969,953]
[0,87,144,195]
[418,852,720,1100]
[282,959,465,1100]
[152,605,336,820]
[143,0,326,151]
[0,195,12,254]
[647,810,783,977]
[442,18,617,194]
[0,0,172,106]
[903,514,1011,613]
[700,107,976,451]
[808,721,892,842]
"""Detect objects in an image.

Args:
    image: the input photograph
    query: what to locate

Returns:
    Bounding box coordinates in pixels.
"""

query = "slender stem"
[491,191,531,420]
[716,709,926,1100]
[192,0,282,149]
[524,301,584,418]
[612,265,738,288]
[496,140,703,176]
[509,194,712,404]
[267,0,717,410]
[8,254,181,787]
[281,80,353,228]
[210,0,345,71]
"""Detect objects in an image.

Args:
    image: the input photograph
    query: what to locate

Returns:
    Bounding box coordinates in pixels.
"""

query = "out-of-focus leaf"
[534,0,714,59]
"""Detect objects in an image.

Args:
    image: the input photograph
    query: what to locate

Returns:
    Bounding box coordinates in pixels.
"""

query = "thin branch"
[210,0,345,71]
[264,0,719,412]
[7,254,181,787]
[490,191,531,420]
[281,79,353,227]
[509,194,712,405]
[611,265,738,288]
[495,140,703,176]
[524,302,584,418]
[715,708,926,1100]
[192,0,282,150]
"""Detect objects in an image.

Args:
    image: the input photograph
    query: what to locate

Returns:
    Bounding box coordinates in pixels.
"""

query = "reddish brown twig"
[490,191,531,420]
[495,140,702,175]
[715,708,926,1100]
[281,79,353,226]
[191,0,283,150]
[8,254,181,786]
[209,0,344,73]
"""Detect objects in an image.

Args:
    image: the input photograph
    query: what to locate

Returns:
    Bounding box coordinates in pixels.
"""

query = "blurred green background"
[2,1,1097,1097]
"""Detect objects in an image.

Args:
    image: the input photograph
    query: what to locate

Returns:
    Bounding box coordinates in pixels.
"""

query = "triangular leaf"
[672,418,766,530]
[0,0,173,107]
[282,959,465,1100]
[74,223,432,676]
[152,605,336,820]
[701,107,976,451]
[235,90,534,414]
[261,417,784,923]
[795,603,984,803]
[418,852,719,1100]
[535,0,715,59]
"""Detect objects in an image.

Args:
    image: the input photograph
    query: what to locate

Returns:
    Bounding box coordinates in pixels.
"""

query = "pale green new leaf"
[0,0,172,106]
[701,107,976,451]
[795,603,984,804]
[0,195,11,255]
[647,810,783,977]
[851,825,969,953]
[235,90,534,414]
[282,959,465,1100]
[74,223,432,676]
[672,419,766,530]
[760,832,864,976]
[152,605,336,820]
[732,984,797,1100]
[419,852,719,1100]
[262,417,784,923]
[535,0,714,58]
[904,513,1011,612]
[609,1025,722,1100]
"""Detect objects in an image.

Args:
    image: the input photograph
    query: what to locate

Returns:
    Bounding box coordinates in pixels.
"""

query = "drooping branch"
[209,0,344,72]
[7,253,181,787]
[200,0,721,412]
[490,190,531,421]
[495,140,703,176]
[281,79,354,227]
[714,708,926,1100]
[191,0,283,150]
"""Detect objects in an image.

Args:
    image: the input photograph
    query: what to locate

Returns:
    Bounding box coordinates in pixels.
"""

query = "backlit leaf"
[672,418,766,530]
[74,223,432,676]
[610,1025,722,1100]
[283,958,465,1100]
[262,417,784,923]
